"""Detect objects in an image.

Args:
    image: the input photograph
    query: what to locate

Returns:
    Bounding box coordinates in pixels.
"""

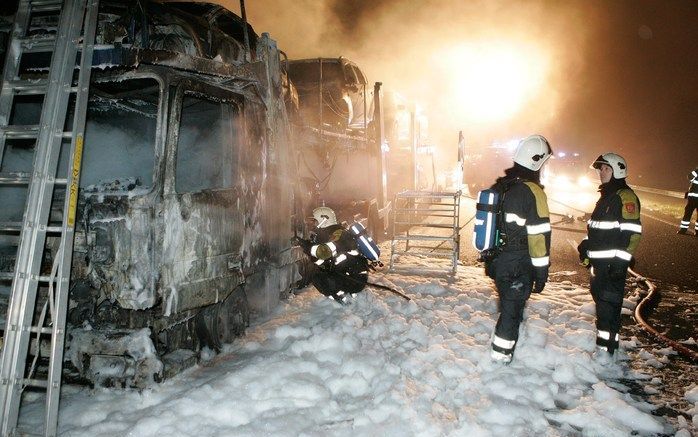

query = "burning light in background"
[438,41,550,124]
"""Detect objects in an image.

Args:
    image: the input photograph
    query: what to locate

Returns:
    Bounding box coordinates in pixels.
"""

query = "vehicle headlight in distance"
[577,175,592,187]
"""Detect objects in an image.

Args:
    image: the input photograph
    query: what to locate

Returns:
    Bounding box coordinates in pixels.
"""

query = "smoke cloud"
[223,0,698,189]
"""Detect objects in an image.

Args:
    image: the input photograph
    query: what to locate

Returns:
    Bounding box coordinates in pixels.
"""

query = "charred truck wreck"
[0,1,305,386]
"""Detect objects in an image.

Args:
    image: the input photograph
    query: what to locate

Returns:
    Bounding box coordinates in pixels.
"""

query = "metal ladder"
[389,190,462,274]
[0,0,98,435]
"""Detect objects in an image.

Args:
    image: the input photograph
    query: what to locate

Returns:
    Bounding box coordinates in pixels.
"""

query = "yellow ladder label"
[67,135,83,228]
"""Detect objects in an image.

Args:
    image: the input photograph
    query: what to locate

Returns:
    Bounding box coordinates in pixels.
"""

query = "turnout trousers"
[680,197,698,231]
[492,251,533,347]
[590,262,626,352]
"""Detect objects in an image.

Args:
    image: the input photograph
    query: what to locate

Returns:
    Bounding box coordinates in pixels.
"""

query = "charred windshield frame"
[167,80,245,195]
[81,72,166,194]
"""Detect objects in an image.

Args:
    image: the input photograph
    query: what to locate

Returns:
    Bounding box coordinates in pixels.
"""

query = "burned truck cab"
[2,1,303,386]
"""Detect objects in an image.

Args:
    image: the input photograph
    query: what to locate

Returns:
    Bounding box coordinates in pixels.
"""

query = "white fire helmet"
[591,153,627,179]
[513,134,553,171]
[312,206,337,228]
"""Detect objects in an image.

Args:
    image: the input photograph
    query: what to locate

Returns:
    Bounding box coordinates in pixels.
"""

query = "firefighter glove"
[532,265,548,293]
[608,261,629,281]
[577,239,590,268]
[577,239,588,262]
[294,237,312,253]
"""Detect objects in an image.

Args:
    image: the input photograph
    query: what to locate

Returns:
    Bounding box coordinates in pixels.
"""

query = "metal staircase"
[389,190,462,274]
[0,0,98,435]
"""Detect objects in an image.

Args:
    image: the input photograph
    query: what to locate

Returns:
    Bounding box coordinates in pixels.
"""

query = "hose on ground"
[629,268,698,363]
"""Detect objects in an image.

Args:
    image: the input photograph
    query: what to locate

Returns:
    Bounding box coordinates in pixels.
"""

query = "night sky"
[239,0,698,190]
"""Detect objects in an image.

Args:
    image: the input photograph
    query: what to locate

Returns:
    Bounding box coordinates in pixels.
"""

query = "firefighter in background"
[296,207,369,304]
[677,167,698,235]
[488,134,552,363]
[578,153,642,357]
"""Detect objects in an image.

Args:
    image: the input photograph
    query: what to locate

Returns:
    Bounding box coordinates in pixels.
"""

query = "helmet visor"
[591,155,608,170]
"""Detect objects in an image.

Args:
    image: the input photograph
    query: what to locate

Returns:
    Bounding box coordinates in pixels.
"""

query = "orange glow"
[436,42,550,124]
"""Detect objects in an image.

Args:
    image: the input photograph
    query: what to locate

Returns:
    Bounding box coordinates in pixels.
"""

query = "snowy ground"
[22,255,698,436]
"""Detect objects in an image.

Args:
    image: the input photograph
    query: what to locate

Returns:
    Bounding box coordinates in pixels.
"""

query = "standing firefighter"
[678,167,698,235]
[578,153,642,357]
[296,207,370,304]
[487,135,553,363]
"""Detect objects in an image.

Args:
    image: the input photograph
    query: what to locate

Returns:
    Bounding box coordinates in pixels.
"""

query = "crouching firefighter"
[296,207,372,304]
[479,135,553,363]
[578,153,642,357]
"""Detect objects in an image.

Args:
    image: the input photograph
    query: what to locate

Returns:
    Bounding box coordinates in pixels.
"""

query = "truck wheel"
[225,288,249,337]
[195,304,225,352]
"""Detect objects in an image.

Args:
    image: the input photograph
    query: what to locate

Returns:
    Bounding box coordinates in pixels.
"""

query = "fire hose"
[628,268,698,363]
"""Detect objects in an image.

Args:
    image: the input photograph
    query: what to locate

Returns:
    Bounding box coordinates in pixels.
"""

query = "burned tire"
[295,256,316,289]
[195,288,249,351]
[225,288,249,337]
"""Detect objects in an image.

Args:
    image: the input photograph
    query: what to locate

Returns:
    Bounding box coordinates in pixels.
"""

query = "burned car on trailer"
[287,57,390,240]
[287,57,372,132]
[0,0,303,386]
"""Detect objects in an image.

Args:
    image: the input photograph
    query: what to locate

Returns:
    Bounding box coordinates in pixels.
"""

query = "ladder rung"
[0,172,31,184]
[0,222,64,233]
[30,0,64,5]
[37,275,59,283]
[8,272,61,282]
[397,244,454,251]
[30,2,63,13]
[391,250,454,258]
[0,222,22,232]
[395,223,455,229]
[395,208,456,213]
[19,37,56,53]
[0,272,13,280]
[6,80,78,95]
[0,125,73,139]
[392,235,455,241]
[396,191,460,199]
[22,378,48,389]
[407,200,457,205]
[1,125,39,139]
[6,78,49,94]
[28,326,54,335]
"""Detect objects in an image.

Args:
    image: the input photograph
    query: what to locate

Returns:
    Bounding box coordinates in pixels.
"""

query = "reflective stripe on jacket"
[500,180,551,268]
[587,185,642,263]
